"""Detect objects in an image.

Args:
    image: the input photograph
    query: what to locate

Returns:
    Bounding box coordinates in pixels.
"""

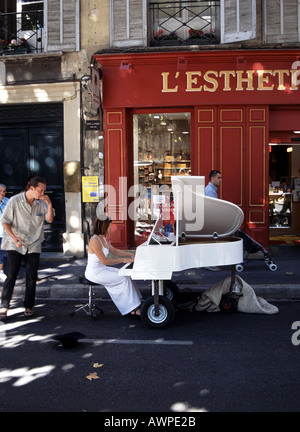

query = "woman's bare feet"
[130,307,141,316]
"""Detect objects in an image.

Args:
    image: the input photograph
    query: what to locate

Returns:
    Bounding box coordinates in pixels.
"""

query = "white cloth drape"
[195,276,279,314]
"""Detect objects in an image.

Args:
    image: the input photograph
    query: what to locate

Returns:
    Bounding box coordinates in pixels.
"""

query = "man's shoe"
[0,308,8,319]
[24,308,35,317]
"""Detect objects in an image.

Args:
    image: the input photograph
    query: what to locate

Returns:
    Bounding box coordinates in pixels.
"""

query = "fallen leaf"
[86,372,100,381]
[93,363,104,368]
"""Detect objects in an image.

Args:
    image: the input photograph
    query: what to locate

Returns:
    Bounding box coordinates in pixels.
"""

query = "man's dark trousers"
[1,251,40,309]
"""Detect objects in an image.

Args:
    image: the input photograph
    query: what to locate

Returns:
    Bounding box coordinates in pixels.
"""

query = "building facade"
[0,0,109,257]
[0,0,300,256]
[93,0,300,250]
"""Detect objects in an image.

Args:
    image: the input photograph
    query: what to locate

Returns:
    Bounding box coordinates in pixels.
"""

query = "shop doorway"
[269,106,300,246]
[269,142,300,244]
[132,111,191,245]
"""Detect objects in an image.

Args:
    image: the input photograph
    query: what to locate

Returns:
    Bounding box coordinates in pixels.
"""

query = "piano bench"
[79,275,101,286]
[70,275,104,319]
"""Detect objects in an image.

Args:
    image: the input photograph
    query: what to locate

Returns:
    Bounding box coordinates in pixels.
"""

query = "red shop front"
[94,49,300,249]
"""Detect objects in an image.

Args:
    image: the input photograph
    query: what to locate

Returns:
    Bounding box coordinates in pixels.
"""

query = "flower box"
[2,48,28,56]
[156,40,180,46]
[1,38,31,55]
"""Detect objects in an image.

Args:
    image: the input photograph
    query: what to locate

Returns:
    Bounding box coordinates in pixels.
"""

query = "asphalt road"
[1,297,300,415]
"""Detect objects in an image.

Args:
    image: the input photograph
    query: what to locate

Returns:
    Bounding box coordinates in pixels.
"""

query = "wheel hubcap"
[147,304,168,324]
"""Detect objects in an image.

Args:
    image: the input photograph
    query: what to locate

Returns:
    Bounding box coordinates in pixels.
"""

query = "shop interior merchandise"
[269,143,300,244]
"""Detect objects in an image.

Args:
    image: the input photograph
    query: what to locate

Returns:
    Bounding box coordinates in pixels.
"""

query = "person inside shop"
[205,170,222,199]
[85,216,142,317]
[0,184,9,281]
[0,176,54,319]
[205,170,222,271]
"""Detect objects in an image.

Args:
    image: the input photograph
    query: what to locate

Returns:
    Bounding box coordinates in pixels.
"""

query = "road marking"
[83,338,193,346]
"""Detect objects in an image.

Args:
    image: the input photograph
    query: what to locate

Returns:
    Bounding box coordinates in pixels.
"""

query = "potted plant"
[188,28,205,39]
[1,38,31,55]
[153,29,179,45]
[187,28,216,44]
[154,29,164,40]
[204,29,216,40]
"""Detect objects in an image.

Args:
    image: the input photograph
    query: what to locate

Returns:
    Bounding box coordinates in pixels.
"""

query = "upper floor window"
[150,1,220,46]
[110,0,300,49]
[18,0,44,52]
[0,0,80,55]
[263,0,300,44]
[111,0,257,48]
[0,0,44,54]
[18,1,44,32]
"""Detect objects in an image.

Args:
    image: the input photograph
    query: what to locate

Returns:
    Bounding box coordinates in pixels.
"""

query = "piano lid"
[171,176,244,239]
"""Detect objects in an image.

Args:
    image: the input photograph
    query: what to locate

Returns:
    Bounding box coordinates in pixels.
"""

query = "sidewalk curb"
[5,283,300,302]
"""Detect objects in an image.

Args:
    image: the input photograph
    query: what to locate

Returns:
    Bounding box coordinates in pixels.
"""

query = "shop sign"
[96,53,300,107]
[161,65,300,93]
[64,161,81,193]
[86,120,101,130]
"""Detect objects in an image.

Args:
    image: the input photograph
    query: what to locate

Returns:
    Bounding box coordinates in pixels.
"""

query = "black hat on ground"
[53,332,85,348]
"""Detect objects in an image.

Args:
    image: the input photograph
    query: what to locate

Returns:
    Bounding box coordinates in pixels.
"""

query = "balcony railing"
[0,10,44,55]
[150,0,220,46]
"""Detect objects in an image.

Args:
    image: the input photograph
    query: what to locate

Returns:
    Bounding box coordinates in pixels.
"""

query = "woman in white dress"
[85,217,142,316]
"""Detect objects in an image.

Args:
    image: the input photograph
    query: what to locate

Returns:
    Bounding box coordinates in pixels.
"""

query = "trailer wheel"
[163,280,179,302]
[236,264,244,272]
[141,296,175,329]
[269,263,277,271]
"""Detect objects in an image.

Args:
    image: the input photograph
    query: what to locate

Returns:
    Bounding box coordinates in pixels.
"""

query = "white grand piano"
[120,176,244,328]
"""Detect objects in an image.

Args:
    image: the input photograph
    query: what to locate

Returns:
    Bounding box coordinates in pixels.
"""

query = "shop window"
[133,112,191,244]
[269,144,300,231]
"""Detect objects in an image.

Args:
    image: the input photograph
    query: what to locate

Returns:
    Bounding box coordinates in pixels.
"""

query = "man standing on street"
[0,184,9,281]
[205,170,222,198]
[0,177,54,319]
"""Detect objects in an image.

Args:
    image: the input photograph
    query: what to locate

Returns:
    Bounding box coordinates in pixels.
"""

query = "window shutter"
[221,0,257,43]
[0,62,5,86]
[263,0,300,43]
[45,0,80,52]
[110,0,147,47]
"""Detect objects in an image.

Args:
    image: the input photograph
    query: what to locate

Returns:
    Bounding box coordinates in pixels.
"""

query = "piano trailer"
[120,176,245,328]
